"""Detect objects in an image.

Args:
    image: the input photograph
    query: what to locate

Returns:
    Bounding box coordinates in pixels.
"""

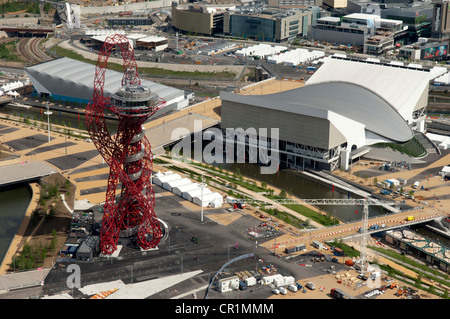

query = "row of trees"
[13,229,58,271]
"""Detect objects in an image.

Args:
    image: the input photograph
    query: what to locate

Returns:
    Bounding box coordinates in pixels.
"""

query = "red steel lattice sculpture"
[85,34,165,255]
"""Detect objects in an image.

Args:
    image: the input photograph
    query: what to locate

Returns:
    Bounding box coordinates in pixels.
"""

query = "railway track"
[16,37,53,65]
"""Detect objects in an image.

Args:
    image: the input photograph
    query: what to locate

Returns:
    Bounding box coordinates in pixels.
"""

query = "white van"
[412,181,420,189]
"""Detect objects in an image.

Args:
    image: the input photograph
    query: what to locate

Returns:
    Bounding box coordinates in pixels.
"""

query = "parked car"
[357,274,368,281]
[306,282,316,290]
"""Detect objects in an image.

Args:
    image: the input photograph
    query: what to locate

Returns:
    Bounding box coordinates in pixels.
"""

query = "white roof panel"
[306,57,431,122]
[25,57,185,107]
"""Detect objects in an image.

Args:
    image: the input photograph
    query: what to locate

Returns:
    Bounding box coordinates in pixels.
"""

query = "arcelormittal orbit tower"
[85,34,165,255]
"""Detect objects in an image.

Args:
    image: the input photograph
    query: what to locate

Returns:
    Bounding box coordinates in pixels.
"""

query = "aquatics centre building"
[220,56,446,171]
[25,57,189,115]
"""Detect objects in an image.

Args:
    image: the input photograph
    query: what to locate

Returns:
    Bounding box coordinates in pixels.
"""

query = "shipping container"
[312,240,324,250]
[285,247,296,254]
[334,247,344,256]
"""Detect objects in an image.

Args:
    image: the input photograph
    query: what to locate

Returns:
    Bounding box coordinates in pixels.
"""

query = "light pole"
[44,101,52,143]
[200,174,205,222]
[64,124,67,154]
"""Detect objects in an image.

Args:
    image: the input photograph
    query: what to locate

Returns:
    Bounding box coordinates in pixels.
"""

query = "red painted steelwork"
[85,34,165,255]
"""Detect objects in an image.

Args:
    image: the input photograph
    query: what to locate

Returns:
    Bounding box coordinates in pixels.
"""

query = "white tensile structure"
[235,44,287,58]
[162,178,191,192]
[172,182,200,197]
[183,187,212,202]
[192,192,223,207]
[153,172,181,187]
[267,48,325,66]
[152,171,223,207]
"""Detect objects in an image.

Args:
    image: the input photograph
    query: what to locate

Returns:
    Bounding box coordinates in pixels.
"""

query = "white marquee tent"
[183,187,212,202]
[162,178,191,192]
[153,172,181,187]
[173,182,200,197]
[192,192,223,208]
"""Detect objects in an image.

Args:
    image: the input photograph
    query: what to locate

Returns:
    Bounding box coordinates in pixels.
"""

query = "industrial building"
[24,57,189,114]
[220,56,444,171]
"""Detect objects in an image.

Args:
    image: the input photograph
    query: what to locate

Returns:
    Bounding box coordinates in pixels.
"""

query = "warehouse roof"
[25,57,185,107]
[221,81,413,143]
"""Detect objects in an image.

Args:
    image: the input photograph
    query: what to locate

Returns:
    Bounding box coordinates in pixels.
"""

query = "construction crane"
[240,197,394,273]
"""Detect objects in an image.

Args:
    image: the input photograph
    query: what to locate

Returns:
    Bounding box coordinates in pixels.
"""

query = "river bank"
[0,183,39,275]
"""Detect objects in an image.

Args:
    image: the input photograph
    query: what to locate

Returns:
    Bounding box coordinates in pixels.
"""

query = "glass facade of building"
[229,15,277,41]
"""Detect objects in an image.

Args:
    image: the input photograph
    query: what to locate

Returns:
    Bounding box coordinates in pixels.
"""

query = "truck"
[330,288,355,299]
[306,66,317,74]
[333,247,344,256]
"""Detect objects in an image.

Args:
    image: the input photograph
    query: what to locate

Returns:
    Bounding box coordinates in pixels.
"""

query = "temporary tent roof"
[192,192,223,207]
[173,182,199,197]
[440,166,450,177]
[153,173,181,187]
[162,178,191,191]
[183,187,212,202]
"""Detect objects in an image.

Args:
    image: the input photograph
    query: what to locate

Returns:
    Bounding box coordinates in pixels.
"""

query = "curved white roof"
[221,81,413,148]
[25,57,185,107]
[306,57,433,122]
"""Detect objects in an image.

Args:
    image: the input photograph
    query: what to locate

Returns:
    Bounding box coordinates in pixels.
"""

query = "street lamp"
[64,124,67,155]
[44,101,52,143]
[200,174,206,222]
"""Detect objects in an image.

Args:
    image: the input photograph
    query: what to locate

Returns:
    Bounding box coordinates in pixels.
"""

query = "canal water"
[0,103,119,134]
[215,162,386,223]
[0,183,32,266]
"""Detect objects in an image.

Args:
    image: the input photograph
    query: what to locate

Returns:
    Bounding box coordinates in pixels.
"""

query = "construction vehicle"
[406,216,416,221]
[330,288,354,299]
[380,282,397,291]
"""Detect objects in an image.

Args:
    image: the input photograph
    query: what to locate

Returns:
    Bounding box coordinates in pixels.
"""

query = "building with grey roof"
[24,57,189,115]
[220,56,442,171]
[76,236,99,262]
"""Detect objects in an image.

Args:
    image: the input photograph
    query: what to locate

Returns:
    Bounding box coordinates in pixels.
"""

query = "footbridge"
[0,161,56,187]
